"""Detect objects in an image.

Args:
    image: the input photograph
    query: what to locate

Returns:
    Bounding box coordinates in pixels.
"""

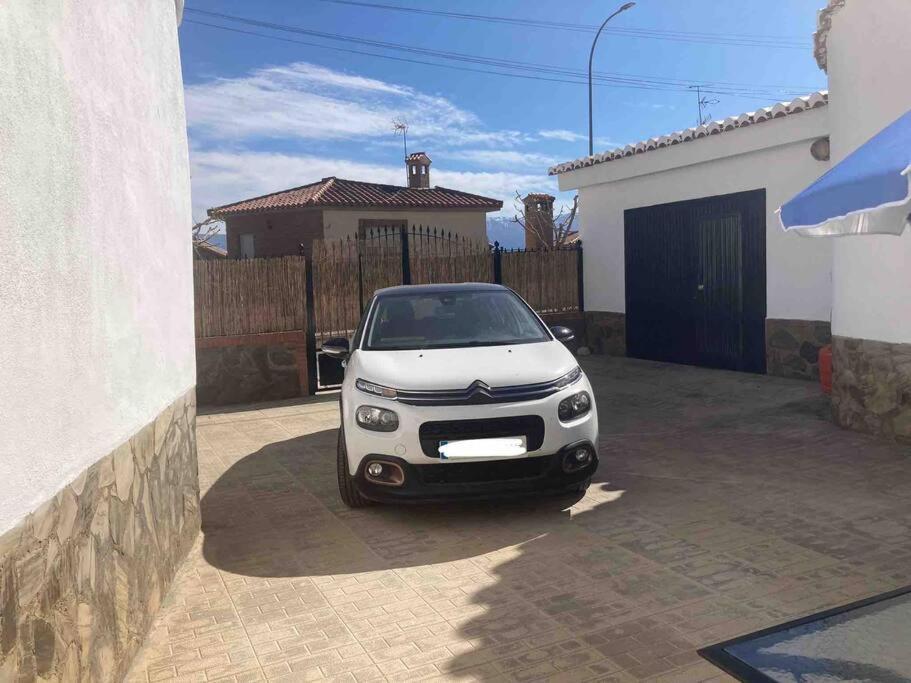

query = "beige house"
[209,153,502,257]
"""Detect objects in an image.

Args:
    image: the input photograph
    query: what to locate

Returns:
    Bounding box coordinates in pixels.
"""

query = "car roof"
[373,282,508,298]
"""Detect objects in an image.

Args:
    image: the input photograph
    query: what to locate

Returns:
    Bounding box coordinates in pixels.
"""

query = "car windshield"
[364,289,550,351]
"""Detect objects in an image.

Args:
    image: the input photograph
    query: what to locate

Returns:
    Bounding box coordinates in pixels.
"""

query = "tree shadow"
[200,428,587,578]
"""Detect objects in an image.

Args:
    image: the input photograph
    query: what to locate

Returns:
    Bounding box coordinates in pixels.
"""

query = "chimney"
[523,193,556,248]
[406,152,431,189]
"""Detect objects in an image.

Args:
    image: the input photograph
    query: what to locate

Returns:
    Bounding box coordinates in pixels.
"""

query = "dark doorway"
[624,189,766,373]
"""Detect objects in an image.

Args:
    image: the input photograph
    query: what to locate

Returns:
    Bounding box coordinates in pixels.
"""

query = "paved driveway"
[128,357,911,682]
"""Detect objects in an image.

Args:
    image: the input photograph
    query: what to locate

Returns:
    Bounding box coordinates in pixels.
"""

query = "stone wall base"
[832,336,911,441]
[766,318,832,380]
[0,389,201,681]
[584,312,626,356]
[197,343,303,406]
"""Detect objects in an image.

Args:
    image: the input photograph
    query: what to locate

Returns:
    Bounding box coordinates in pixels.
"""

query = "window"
[365,289,550,351]
[239,233,255,259]
[358,218,406,240]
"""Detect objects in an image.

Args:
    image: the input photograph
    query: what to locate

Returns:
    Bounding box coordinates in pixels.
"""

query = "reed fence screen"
[310,233,402,344]
[194,228,582,391]
[193,256,307,337]
[501,246,580,313]
[309,226,581,343]
[408,227,494,285]
[194,227,581,342]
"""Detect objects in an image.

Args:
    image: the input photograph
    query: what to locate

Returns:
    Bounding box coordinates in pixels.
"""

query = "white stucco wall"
[557,107,832,320]
[0,0,194,534]
[825,0,911,343]
[322,209,490,244]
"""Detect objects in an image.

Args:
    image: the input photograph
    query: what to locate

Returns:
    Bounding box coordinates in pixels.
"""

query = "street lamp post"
[589,2,636,157]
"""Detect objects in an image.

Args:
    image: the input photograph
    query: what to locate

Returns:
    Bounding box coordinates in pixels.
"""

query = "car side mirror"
[550,326,575,344]
[322,337,350,359]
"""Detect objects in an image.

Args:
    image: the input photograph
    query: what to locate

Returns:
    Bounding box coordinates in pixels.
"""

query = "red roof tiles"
[208,177,501,217]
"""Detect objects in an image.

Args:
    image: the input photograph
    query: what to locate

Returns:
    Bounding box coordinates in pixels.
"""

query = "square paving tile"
[127,357,911,682]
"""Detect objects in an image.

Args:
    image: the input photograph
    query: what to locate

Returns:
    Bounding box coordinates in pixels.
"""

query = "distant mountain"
[486,217,525,249]
[485,215,582,249]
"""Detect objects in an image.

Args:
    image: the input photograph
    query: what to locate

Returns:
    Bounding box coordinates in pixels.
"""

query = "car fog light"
[558,390,592,422]
[562,446,594,473]
[364,460,405,486]
[356,405,399,432]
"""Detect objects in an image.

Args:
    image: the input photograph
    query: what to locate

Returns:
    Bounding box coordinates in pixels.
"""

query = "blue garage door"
[624,189,766,373]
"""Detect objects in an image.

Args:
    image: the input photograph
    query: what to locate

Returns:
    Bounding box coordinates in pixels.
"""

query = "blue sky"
[179,0,827,223]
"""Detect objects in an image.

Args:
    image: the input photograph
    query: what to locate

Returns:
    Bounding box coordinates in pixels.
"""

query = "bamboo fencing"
[193,256,307,337]
[310,232,403,343]
[501,247,580,313]
[195,229,581,346]
[408,226,493,285]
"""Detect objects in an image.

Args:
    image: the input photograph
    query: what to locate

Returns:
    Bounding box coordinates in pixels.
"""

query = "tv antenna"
[393,118,409,183]
[690,85,720,126]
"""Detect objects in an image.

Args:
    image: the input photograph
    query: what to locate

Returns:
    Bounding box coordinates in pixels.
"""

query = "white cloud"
[186,61,581,224]
[190,149,561,220]
[536,130,620,156]
[185,61,529,147]
[446,149,556,170]
[537,129,586,142]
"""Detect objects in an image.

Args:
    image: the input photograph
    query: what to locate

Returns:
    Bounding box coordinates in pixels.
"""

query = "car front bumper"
[351,441,598,503]
[342,375,598,465]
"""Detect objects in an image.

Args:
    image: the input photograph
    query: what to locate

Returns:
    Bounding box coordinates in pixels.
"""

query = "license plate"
[438,436,527,460]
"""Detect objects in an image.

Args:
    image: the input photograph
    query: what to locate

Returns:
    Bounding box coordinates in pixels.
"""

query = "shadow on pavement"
[200,428,587,578]
[193,356,911,680]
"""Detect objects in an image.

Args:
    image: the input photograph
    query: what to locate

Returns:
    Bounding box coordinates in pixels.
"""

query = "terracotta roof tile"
[208,177,501,217]
[549,91,828,176]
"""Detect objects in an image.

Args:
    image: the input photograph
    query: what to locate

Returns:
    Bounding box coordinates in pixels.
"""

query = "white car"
[322,283,599,507]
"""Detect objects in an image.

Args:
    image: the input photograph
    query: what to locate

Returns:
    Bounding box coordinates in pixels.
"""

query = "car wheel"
[337,427,370,508]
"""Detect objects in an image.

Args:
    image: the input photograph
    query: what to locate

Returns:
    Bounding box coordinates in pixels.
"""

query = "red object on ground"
[819,344,833,394]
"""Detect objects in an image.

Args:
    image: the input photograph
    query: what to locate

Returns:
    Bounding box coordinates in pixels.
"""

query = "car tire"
[337,427,370,508]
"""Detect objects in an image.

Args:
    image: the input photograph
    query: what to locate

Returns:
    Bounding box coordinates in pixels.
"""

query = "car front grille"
[416,456,550,485]
[418,415,545,458]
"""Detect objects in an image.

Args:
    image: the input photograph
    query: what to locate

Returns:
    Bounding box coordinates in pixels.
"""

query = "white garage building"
[550,92,833,379]
[552,0,911,441]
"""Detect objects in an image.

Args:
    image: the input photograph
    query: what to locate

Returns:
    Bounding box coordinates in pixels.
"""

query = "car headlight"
[554,366,583,389]
[558,391,591,422]
[356,405,399,432]
[355,378,397,399]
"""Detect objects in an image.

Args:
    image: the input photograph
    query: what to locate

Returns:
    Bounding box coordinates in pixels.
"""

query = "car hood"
[354,341,578,390]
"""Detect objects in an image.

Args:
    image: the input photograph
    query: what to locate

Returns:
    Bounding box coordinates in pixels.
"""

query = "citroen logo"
[465,380,494,402]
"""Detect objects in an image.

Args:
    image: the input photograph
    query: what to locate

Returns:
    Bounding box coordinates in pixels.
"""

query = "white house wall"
[824,0,911,440]
[0,1,200,678]
[558,108,832,322]
[826,0,911,345]
[0,0,196,536]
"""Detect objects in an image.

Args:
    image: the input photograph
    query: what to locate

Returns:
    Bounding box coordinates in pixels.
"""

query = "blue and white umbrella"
[779,108,911,236]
